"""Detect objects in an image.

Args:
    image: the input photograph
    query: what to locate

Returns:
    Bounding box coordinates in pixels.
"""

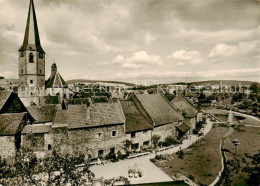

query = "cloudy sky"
[0,0,259,84]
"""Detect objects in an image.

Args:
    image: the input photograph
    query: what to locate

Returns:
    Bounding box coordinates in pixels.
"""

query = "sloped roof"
[27,105,56,123]
[120,101,153,133]
[134,94,183,126]
[53,103,125,129]
[0,91,12,111]
[0,113,26,136]
[170,94,198,118]
[86,103,125,127]
[176,123,190,133]
[46,71,68,88]
[19,0,44,53]
[22,124,51,134]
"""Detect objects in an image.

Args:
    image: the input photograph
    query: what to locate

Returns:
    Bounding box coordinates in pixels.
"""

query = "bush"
[155,155,166,160]
[162,136,180,147]
[193,129,199,134]
[176,150,184,159]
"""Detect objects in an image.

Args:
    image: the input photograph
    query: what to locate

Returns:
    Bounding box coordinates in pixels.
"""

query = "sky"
[0,0,259,84]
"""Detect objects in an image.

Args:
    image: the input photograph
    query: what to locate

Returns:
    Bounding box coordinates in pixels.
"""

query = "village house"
[120,100,153,151]
[52,102,126,159]
[170,94,198,137]
[21,124,52,158]
[0,91,34,159]
[133,94,184,141]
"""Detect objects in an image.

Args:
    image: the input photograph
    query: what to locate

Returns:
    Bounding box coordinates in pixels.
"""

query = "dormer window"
[39,53,43,59]
[29,53,34,63]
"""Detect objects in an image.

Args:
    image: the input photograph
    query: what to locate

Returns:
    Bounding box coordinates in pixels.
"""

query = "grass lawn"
[224,126,260,185]
[153,126,229,185]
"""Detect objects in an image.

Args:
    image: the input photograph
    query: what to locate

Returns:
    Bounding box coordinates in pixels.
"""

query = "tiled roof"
[53,102,125,129]
[86,103,125,128]
[27,105,56,123]
[170,94,198,118]
[0,91,12,111]
[46,71,68,88]
[0,113,26,136]
[22,124,51,134]
[176,123,190,133]
[120,101,153,133]
[134,94,183,126]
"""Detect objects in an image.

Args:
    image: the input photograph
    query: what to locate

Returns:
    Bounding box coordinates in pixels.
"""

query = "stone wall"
[0,136,16,159]
[52,124,126,159]
[152,122,177,141]
[126,130,152,150]
[185,117,196,133]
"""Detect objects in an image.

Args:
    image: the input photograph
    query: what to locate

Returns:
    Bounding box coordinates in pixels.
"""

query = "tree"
[152,135,161,148]
[242,151,260,186]
[0,149,94,185]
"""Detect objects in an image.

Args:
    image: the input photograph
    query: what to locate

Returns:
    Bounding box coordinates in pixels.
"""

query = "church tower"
[18,0,45,96]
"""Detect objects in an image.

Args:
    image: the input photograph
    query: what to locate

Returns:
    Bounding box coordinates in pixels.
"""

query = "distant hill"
[189,80,259,86]
[66,79,136,87]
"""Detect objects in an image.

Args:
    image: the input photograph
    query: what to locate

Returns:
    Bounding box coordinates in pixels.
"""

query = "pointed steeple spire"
[19,0,45,53]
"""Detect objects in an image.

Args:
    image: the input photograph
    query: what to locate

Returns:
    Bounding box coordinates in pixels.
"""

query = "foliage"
[152,135,161,148]
[160,136,180,147]
[0,150,94,185]
[176,150,184,159]
[242,151,260,186]
[123,140,132,156]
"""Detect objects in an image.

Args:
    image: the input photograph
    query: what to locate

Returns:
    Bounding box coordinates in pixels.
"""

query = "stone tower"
[18,0,45,96]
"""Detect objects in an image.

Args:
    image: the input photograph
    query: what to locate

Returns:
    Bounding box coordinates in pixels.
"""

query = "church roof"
[46,71,68,88]
[19,0,45,53]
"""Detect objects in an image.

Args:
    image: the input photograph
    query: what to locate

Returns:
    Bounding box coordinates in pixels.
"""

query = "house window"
[30,80,33,84]
[39,53,43,59]
[40,70,43,74]
[29,53,34,63]
[112,130,117,137]
[21,69,24,73]
[96,132,102,139]
[110,148,115,153]
[143,141,149,146]
[131,143,139,150]
[48,144,52,150]
[131,132,136,138]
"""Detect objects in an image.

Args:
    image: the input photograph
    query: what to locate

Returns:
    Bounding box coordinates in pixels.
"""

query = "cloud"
[113,50,163,69]
[176,26,260,44]
[112,68,260,83]
[145,33,156,44]
[168,50,203,65]
[208,40,260,58]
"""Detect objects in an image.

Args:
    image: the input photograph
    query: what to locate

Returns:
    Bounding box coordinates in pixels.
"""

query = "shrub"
[152,135,161,148]
[176,150,184,159]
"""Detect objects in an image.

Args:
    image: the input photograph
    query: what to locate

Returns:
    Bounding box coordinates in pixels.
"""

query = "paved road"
[91,120,213,185]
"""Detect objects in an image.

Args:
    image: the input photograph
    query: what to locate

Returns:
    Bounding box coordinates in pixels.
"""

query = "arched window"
[29,53,34,63]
